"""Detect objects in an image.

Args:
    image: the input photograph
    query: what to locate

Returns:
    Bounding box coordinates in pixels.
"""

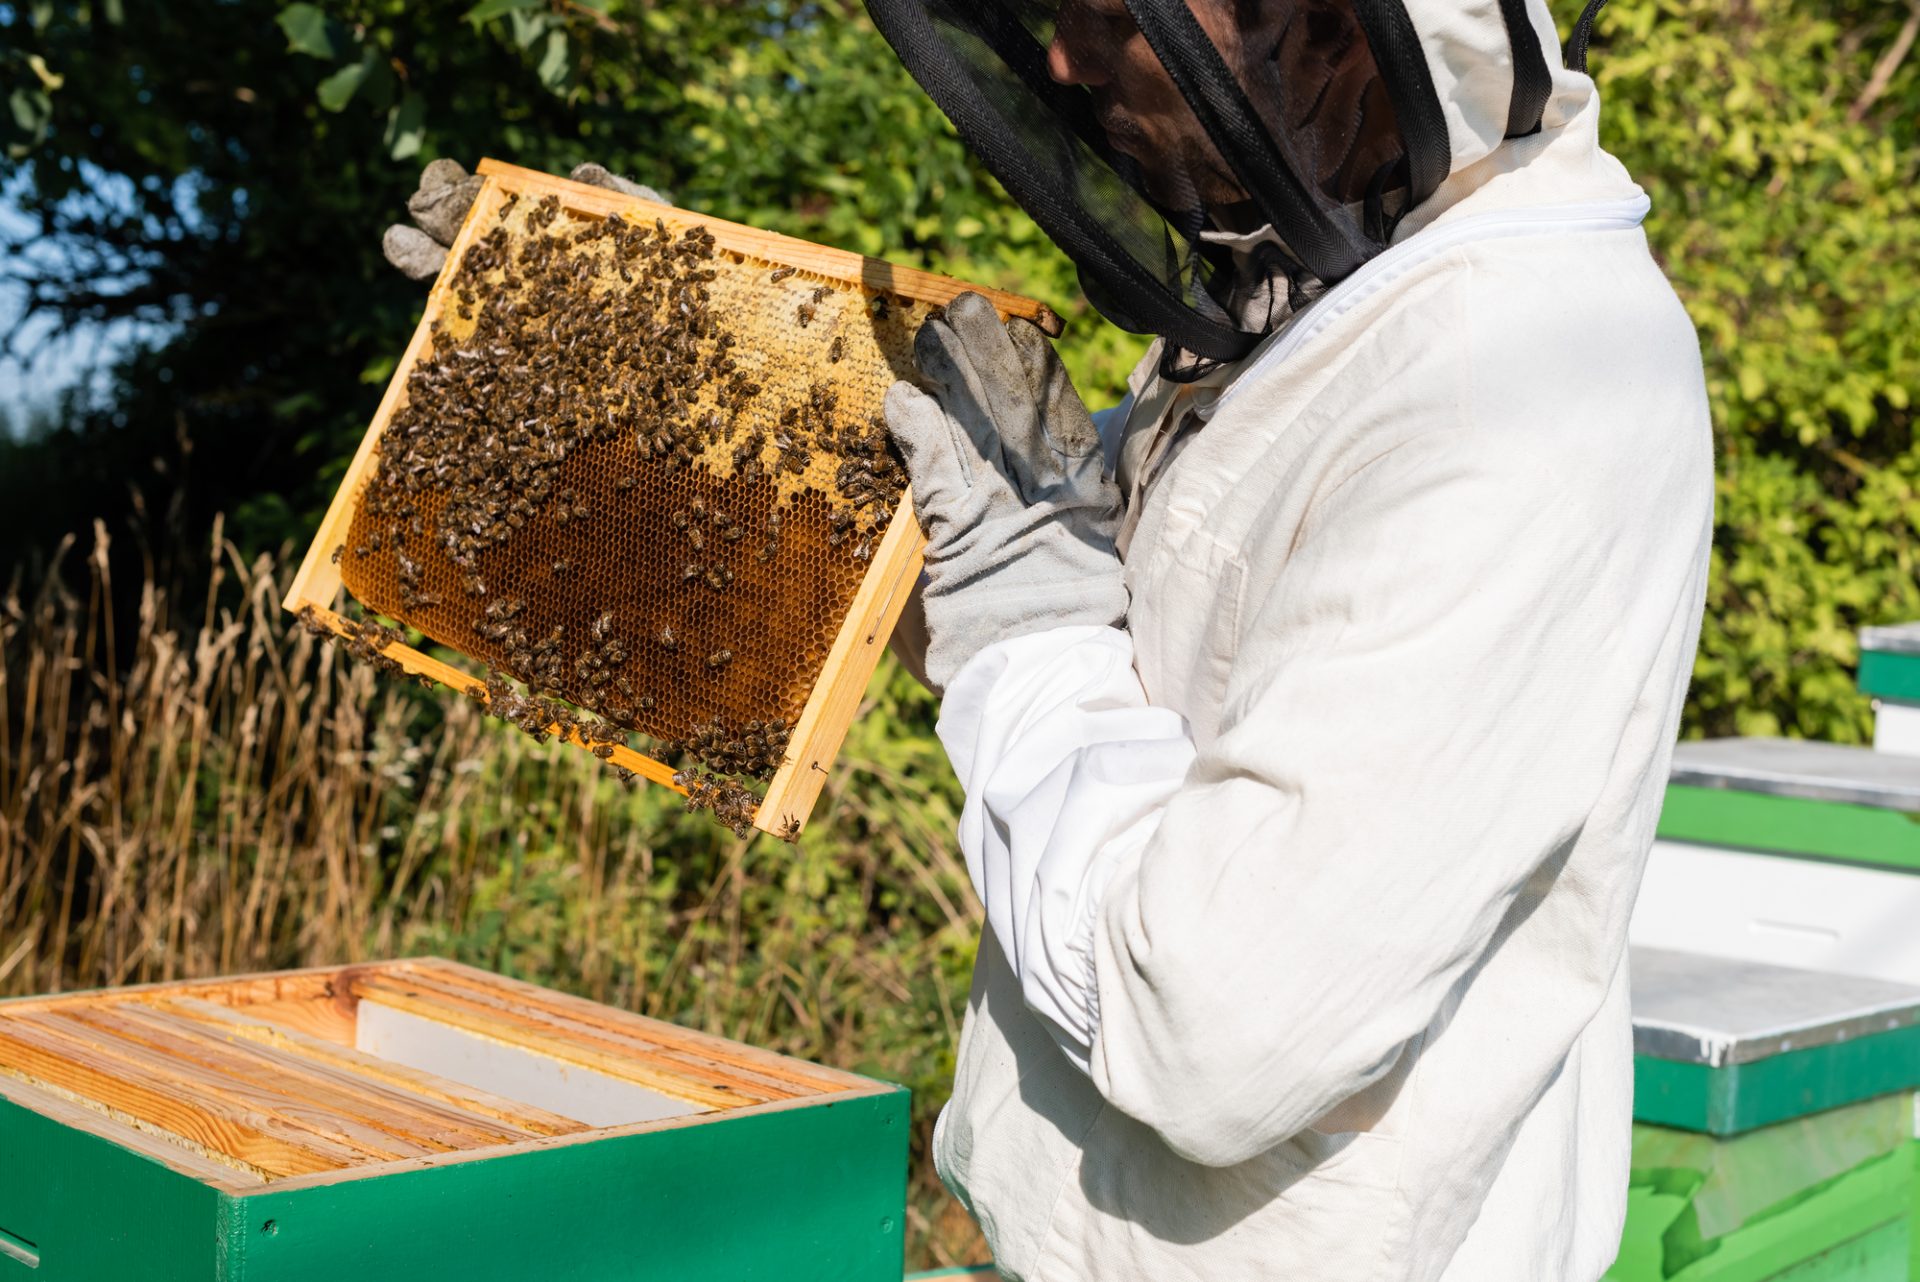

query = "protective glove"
[380,160,671,282]
[884,292,1127,693]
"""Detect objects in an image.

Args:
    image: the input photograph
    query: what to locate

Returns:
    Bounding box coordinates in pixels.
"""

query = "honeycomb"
[334,189,927,813]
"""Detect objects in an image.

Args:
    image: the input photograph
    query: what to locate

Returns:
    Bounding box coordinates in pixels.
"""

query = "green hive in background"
[1616,950,1920,1281]
[1622,656,1920,1282]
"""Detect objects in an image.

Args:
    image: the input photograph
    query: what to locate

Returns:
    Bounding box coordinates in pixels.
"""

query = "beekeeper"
[379,0,1713,1273]
[863,0,1714,1279]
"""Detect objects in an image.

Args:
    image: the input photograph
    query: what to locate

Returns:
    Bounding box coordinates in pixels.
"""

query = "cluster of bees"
[295,607,432,688]
[673,716,793,780]
[364,197,740,583]
[464,670,629,768]
[673,769,765,838]
[326,188,920,838]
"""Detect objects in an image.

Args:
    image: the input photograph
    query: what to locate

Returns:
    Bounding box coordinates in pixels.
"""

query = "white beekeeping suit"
[871,0,1714,1277]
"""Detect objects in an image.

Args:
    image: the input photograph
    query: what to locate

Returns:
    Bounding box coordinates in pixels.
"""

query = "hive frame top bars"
[284,160,1062,838]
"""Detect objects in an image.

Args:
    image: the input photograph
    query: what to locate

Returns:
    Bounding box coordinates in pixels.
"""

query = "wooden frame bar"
[282,161,1056,837]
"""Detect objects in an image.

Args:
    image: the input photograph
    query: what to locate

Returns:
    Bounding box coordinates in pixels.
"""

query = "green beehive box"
[0,959,908,1281]
[1616,948,1920,1281]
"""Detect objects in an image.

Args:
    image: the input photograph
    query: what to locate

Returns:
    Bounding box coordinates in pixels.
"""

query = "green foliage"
[1587,0,1920,739]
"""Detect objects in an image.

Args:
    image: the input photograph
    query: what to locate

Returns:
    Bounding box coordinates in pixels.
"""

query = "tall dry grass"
[0,517,988,1268]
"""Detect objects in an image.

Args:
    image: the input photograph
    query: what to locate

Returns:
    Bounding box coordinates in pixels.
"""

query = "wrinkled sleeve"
[938,624,1196,1070]
[940,423,1684,1166]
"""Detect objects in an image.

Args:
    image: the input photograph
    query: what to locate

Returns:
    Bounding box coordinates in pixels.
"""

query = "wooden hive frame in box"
[0,959,909,1281]
[283,160,1061,839]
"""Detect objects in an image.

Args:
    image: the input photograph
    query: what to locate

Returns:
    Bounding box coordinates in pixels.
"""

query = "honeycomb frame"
[283,160,1061,839]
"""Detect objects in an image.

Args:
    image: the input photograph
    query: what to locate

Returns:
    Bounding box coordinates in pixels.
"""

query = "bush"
[1589,0,1920,739]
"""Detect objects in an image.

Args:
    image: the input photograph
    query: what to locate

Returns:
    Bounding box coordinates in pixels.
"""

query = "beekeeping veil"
[866,0,1580,372]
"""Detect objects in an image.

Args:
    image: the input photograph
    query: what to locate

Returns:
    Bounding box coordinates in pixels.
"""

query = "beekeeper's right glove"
[380,161,671,282]
[884,292,1128,694]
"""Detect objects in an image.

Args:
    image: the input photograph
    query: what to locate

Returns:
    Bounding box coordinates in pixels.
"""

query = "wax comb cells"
[289,163,1061,836]
[337,193,912,791]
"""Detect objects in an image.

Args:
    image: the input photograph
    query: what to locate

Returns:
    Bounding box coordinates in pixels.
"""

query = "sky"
[0,183,169,439]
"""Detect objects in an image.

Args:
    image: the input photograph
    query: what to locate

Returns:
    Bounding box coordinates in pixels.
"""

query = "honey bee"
[706,649,733,669]
[828,336,845,363]
[769,266,797,283]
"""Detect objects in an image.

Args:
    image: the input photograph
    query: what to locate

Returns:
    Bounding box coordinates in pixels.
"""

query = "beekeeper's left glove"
[381,161,671,282]
[884,293,1126,694]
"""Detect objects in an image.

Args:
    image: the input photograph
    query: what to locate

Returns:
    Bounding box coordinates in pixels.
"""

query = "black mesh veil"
[865,0,1469,368]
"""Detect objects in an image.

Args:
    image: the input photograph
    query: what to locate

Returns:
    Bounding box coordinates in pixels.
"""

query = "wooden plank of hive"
[216,993,358,1045]
[0,1013,365,1178]
[0,1069,270,1189]
[0,962,343,1017]
[359,964,805,1102]
[54,1004,494,1155]
[283,160,1060,838]
[399,957,866,1095]
[95,1001,545,1151]
[22,1008,438,1162]
[159,995,591,1138]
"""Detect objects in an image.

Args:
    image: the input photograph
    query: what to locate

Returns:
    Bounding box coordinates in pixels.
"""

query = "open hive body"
[284,161,1060,838]
[0,961,907,1281]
